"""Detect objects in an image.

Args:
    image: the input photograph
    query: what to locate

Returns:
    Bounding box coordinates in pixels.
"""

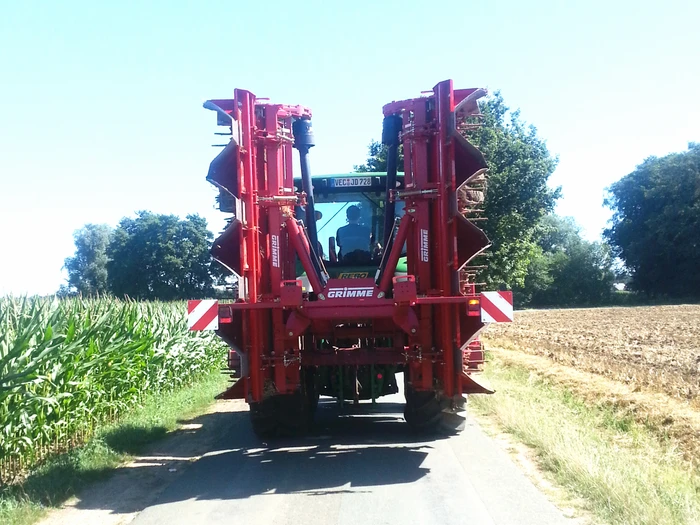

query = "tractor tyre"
[303,366,320,415]
[249,390,311,439]
[403,385,443,433]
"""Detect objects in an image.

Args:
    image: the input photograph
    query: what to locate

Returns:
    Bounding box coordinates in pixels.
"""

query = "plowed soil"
[484,305,700,404]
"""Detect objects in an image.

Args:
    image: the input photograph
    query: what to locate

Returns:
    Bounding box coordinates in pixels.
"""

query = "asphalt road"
[126,380,571,525]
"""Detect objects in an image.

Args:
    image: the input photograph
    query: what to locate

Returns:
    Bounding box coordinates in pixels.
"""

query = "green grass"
[470,358,700,525]
[0,369,228,525]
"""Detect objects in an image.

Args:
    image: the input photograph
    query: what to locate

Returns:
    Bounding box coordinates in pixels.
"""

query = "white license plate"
[331,177,372,187]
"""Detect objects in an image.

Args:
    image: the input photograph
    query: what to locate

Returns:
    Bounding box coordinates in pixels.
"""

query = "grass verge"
[470,352,700,525]
[0,371,229,525]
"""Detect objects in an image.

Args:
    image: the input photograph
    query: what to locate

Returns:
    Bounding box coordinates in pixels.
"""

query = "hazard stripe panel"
[480,291,513,323]
[187,299,219,331]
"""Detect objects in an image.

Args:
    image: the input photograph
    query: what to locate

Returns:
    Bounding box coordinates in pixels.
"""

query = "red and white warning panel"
[480,291,514,323]
[187,299,219,331]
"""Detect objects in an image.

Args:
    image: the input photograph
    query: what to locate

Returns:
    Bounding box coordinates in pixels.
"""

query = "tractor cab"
[293,173,407,280]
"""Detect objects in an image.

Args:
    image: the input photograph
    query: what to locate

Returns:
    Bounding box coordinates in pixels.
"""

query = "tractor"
[188,80,513,437]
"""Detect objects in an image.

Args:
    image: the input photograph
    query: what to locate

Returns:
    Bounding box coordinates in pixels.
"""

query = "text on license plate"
[331,177,372,187]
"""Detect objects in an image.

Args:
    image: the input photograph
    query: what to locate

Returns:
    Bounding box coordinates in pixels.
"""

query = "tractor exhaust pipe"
[382,115,402,248]
[293,118,319,258]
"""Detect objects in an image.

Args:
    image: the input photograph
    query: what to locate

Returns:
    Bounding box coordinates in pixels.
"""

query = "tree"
[107,211,216,300]
[604,143,700,298]
[527,215,615,306]
[354,140,404,172]
[468,93,560,289]
[62,224,112,296]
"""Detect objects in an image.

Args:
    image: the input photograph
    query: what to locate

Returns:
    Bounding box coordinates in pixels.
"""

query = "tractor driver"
[336,205,371,263]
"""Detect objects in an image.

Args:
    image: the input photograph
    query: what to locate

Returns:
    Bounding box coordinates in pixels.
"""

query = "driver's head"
[346,205,361,224]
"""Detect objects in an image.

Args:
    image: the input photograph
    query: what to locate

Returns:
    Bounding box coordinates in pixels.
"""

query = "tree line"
[62,95,698,307]
[60,211,225,300]
[604,142,700,299]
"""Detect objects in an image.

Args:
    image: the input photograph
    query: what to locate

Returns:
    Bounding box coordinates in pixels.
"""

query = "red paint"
[187,300,200,314]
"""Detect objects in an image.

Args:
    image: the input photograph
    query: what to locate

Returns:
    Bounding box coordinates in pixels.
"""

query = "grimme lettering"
[327,287,374,299]
[420,229,429,263]
[271,235,280,268]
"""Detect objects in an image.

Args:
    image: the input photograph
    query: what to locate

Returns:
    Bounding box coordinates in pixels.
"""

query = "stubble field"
[483,304,700,404]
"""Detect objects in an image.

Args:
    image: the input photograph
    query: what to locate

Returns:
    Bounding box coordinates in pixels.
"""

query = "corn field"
[0,296,225,484]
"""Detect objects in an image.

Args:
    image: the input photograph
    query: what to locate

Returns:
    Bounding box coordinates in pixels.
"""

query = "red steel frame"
[208,81,492,405]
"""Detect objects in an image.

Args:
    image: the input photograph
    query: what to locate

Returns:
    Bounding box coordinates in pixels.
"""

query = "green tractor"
[292,172,408,404]
[293,172,407,288]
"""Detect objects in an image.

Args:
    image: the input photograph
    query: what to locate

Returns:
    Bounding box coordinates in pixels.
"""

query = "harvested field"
[483,305,700,405]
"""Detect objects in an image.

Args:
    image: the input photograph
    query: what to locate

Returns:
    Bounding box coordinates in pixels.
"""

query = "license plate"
[330,177,372,188]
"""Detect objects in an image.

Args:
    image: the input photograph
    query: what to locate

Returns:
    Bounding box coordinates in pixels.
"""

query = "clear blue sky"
[1,0,698,296]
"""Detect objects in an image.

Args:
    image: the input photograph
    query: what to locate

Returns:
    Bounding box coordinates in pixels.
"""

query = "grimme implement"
[189,80,513,438]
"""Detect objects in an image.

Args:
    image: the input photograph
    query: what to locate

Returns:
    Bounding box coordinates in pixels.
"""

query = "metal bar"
[377,214,411,294]
[285,216,325,293]
[221,295,465,310]
[303,304,396,320]
[375,217,399,285]
[263,105,287,395]
[414,296,476,305]
[293,119,319,259]
[219,293,477,313]
[409,99,434,392]
[220,302,280,311]
[435,80,455,397]
[382,115,402,248]
[236,88,263,403]
[301,349,406,366]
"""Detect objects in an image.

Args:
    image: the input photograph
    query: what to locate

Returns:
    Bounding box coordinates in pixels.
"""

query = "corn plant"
[0,296,224,483]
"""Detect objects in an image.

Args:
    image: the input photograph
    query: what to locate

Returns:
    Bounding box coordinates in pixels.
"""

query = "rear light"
[467,298,480,317]
[219,305,233,324]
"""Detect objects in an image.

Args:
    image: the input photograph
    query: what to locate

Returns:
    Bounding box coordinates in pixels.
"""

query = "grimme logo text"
[420,229,429,263]
[271,235,280,268]
[327,287,374,298]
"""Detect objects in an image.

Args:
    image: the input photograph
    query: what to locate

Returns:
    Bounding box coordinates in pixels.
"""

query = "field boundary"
[486,345,700,467]
[484,305,700,404]
[470,348,700,525]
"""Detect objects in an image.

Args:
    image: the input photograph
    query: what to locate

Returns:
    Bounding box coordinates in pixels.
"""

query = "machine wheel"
[403,384,443,432]
[249,390,311,439]
[304,366,320,415]
[404,381,467,434]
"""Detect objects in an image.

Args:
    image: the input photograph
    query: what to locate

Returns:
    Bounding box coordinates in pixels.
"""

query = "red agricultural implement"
[189,79,513,437]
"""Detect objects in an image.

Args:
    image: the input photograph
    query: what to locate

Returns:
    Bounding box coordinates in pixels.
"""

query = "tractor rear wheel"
[403,384,443,432]
[404,380,467,434]
[249,390,311,439]
[304,366,319,415]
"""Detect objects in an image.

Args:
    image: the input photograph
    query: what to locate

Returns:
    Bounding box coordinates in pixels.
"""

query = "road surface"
[119,382,571,525]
